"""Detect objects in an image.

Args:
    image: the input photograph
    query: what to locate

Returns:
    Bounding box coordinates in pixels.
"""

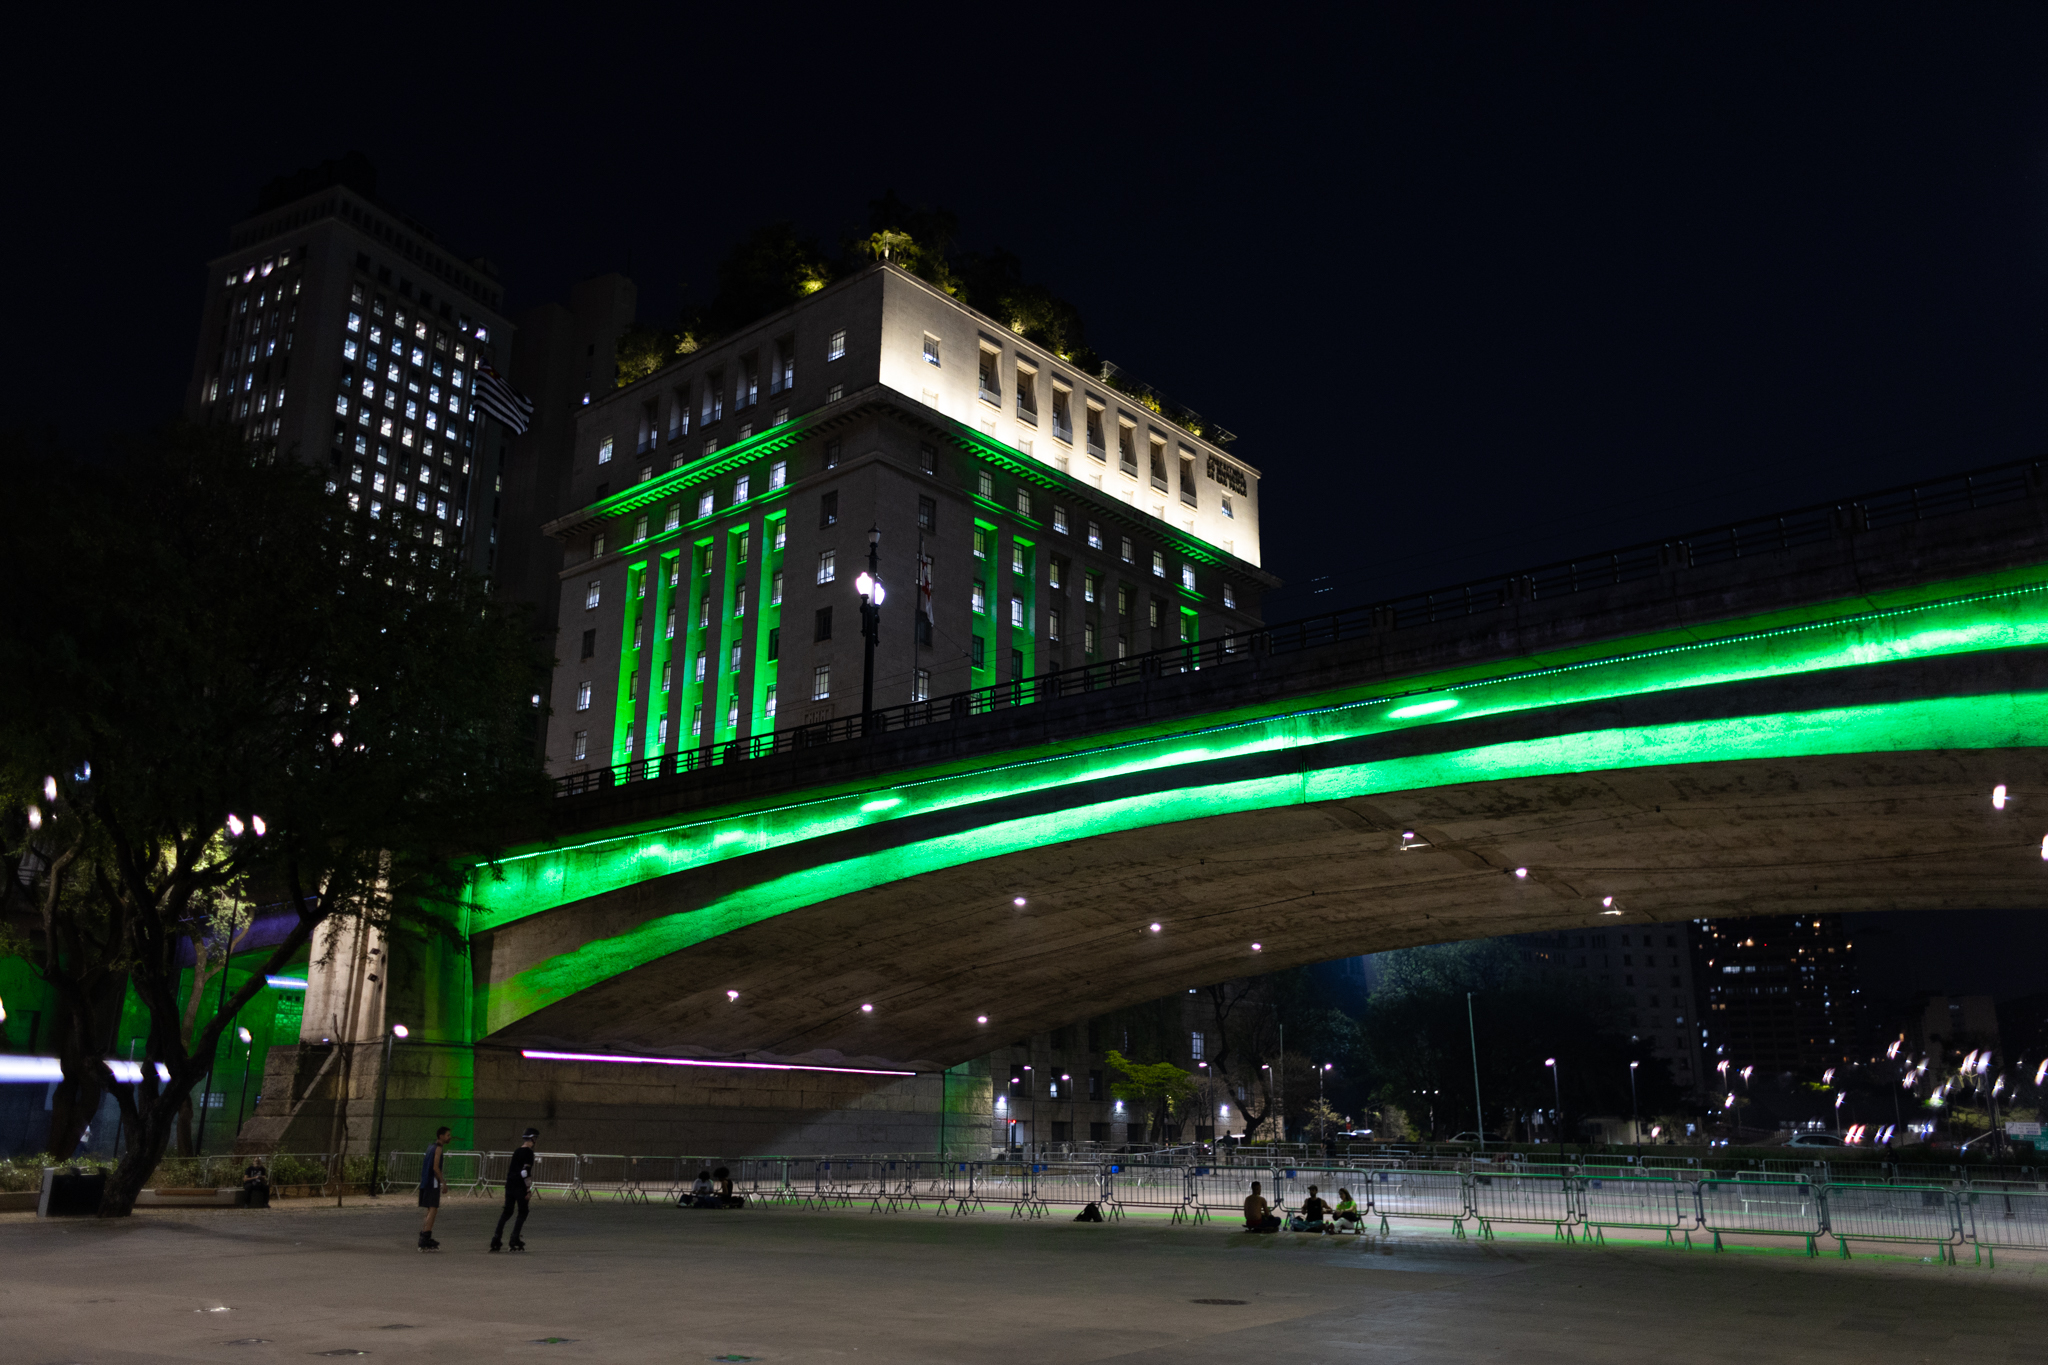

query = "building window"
[586,581,602,609]
[695,653,708,682]
[729,644,743,672]
[1118,586,1130,617]
[662,660,673,690]
[918,496,936,532]
[1086,522,1102,550]
[825,439,841,470]
[1049,610,1061,642]
[1052,506,1068,534]
[1084,572,1098,604]
[971,635,985,669]
[923,333,940,366]
[977,470,993,500]
[1221,495,1234,520]
[691,703,704,737]
[1151,550,1165,578]
[920,443,936,475]
[736,531,751,563]
[820,490,838,527]
[734,475,750,503]
[1223,582,1236,610]
[818,549,836,583]
[774,521,787,551]
[973,527,988,559]
[828,328,847,361]
[814,606,833,641]
[1148,598,1161,628]
[1015,488,1031,517]
[1117,421,1137,475]
[1179,452,1198,506]
[666,503,681,531]
[912,667,930,702]
[828,383,843,402]
[765,684,778,717]
[978,348,1000,404]
[1052,385,1073,442]
[771,570,784,605]
[598,437,613,465]
[1181,563,1196,591]
[634,515,648,542]
[1149,435,1169,490]
[1083,622,1097,654]
[813,665,831,700]
[1011,544,1024,574]
[1120,536,1135,563]
[1015,364,1037,417]
[698,491,714,519]
[972,580,987,615]
[581,629,596,660]
[572,730,588,760]
[576,681,593,711]
[1010,597,1024,629]
[767,626,780,660]
[770,459,787,489]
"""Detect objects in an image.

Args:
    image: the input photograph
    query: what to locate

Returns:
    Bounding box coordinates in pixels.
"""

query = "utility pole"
[1467,992,1486,1154]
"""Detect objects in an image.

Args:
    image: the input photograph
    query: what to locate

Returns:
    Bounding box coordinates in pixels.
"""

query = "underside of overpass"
[466,522,2048,1071]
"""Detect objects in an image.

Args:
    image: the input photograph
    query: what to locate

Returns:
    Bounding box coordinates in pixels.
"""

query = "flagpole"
[913,530,924,707]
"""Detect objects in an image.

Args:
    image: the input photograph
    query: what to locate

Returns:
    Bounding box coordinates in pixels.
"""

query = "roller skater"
[490,1128,539,1252]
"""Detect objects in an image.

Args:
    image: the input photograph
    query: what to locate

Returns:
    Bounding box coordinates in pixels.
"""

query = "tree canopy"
[0,424,553,1211]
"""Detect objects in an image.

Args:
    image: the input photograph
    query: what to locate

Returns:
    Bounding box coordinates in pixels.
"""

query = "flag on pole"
[473,362,534,435]
[918,553,934,624]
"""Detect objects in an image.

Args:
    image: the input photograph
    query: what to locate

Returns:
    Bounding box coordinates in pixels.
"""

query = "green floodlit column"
[753,512,785,738]
[648,550,680,765]
[611,562,647,769]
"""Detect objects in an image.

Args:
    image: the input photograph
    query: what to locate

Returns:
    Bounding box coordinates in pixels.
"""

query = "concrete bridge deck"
[465,460,2048,1070]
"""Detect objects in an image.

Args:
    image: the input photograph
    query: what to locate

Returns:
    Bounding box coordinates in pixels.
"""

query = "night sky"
[12,6,2048,998]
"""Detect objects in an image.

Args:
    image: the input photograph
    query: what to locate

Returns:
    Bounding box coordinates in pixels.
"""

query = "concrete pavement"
[3,1197,2045,1363]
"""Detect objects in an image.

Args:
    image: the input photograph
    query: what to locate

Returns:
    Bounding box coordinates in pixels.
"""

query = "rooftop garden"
[613,194,1235,445]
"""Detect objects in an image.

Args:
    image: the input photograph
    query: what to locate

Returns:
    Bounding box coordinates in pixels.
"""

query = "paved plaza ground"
[3,1196,2046,1363]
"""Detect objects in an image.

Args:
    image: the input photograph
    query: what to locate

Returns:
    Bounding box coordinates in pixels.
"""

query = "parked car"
[1783,1132,1847,1149]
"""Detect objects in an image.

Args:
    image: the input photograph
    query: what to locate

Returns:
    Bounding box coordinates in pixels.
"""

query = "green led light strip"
[484,690,2048,1031]
[475,572,2048,934]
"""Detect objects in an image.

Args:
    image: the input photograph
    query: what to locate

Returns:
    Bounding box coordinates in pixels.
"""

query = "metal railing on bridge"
[554,455,2047,799]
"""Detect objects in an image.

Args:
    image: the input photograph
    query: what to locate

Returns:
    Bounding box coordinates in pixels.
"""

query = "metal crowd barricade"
[1029,1162,1102,1216]
[577,1154,632,1203]
[528,1152,581,1200]
[1696,1177,1822,1255]
[973,1159,1040,1217]
[1961,1186,2048,1268]
[737,1157,788,1206]
[441,1150,486,1196]
[1578,1174,1693,1246]
[1824,1183,1961,1262]
[1103,1162,1195,1223]
[1187,1165,1262,1226]
[477,1150,511,1198]
[628,1156,681,1204]
[384,1151,420,1196]
[1469,1171,1578,1241]
[1363,1168,1471,1236]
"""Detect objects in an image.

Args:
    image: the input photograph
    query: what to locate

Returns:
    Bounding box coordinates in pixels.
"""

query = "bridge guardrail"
[554,455,2048,799]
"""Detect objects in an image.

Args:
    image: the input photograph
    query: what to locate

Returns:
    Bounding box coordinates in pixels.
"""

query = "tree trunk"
[99,1076,188,1216]
[46,971,127,1160]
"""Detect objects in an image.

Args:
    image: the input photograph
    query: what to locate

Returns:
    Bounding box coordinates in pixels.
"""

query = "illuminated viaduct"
[463,463,2048,1075]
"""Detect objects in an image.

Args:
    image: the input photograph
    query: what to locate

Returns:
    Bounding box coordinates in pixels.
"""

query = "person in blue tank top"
[417,1125,451,1251]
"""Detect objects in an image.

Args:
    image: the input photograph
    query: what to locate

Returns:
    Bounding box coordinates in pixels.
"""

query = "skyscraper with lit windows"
[182,155,516,583]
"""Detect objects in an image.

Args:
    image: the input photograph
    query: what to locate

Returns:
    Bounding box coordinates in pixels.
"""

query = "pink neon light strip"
[520,1048,916,1077]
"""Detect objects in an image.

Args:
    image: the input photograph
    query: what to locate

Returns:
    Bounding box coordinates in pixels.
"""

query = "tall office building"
[1694,914,1863,1074]
[1509,925,1705,1093]
[542,260,1275,776]
[183,156,516,583]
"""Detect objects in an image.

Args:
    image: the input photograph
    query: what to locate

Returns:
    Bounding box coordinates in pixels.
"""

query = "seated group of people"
[680,1167,745,1208]
[1242,1180,1361,1234]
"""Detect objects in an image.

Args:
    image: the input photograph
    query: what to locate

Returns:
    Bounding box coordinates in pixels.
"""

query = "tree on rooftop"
[0,424,552,1214]
[701,222,836,338]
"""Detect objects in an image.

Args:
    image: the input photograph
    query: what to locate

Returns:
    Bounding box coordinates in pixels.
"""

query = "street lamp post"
[1544,1058,1562,1160]
[234,1026,255,1144]
[1466,992,1486,1154]
[368,1023,409,1196]
[856,527,884,728]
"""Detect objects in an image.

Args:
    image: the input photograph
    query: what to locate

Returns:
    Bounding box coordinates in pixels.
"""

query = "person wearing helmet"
[491,1128,540,1252]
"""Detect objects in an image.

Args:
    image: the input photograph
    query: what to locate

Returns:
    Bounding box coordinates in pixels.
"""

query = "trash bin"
[39,1167,107,1217]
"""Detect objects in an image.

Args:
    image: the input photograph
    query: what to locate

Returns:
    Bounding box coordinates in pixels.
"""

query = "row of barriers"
[379,1151,2048,1263]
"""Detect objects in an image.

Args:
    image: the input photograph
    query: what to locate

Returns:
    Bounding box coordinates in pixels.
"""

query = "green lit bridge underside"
[471,565,2048,1069]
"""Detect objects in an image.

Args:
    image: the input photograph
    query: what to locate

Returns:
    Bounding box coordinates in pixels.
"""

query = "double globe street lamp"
[855,527,885,725]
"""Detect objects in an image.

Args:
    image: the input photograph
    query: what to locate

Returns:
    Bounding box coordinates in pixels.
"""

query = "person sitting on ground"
[682,1169,718,1209]
[1290,1185,1330,1231]
[242,1161,271,1209]
[713,1166,744,1209]
[1073,1201,1105,1223]
[1332,1188,1363,1230]
[1242,1180,1281,1233]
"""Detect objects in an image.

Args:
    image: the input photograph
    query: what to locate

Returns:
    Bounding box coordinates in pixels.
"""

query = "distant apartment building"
[1694,914,1862,1075]
[541,261,1275,776]
[1510,926,1704,1094]
[182,156,516,585]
